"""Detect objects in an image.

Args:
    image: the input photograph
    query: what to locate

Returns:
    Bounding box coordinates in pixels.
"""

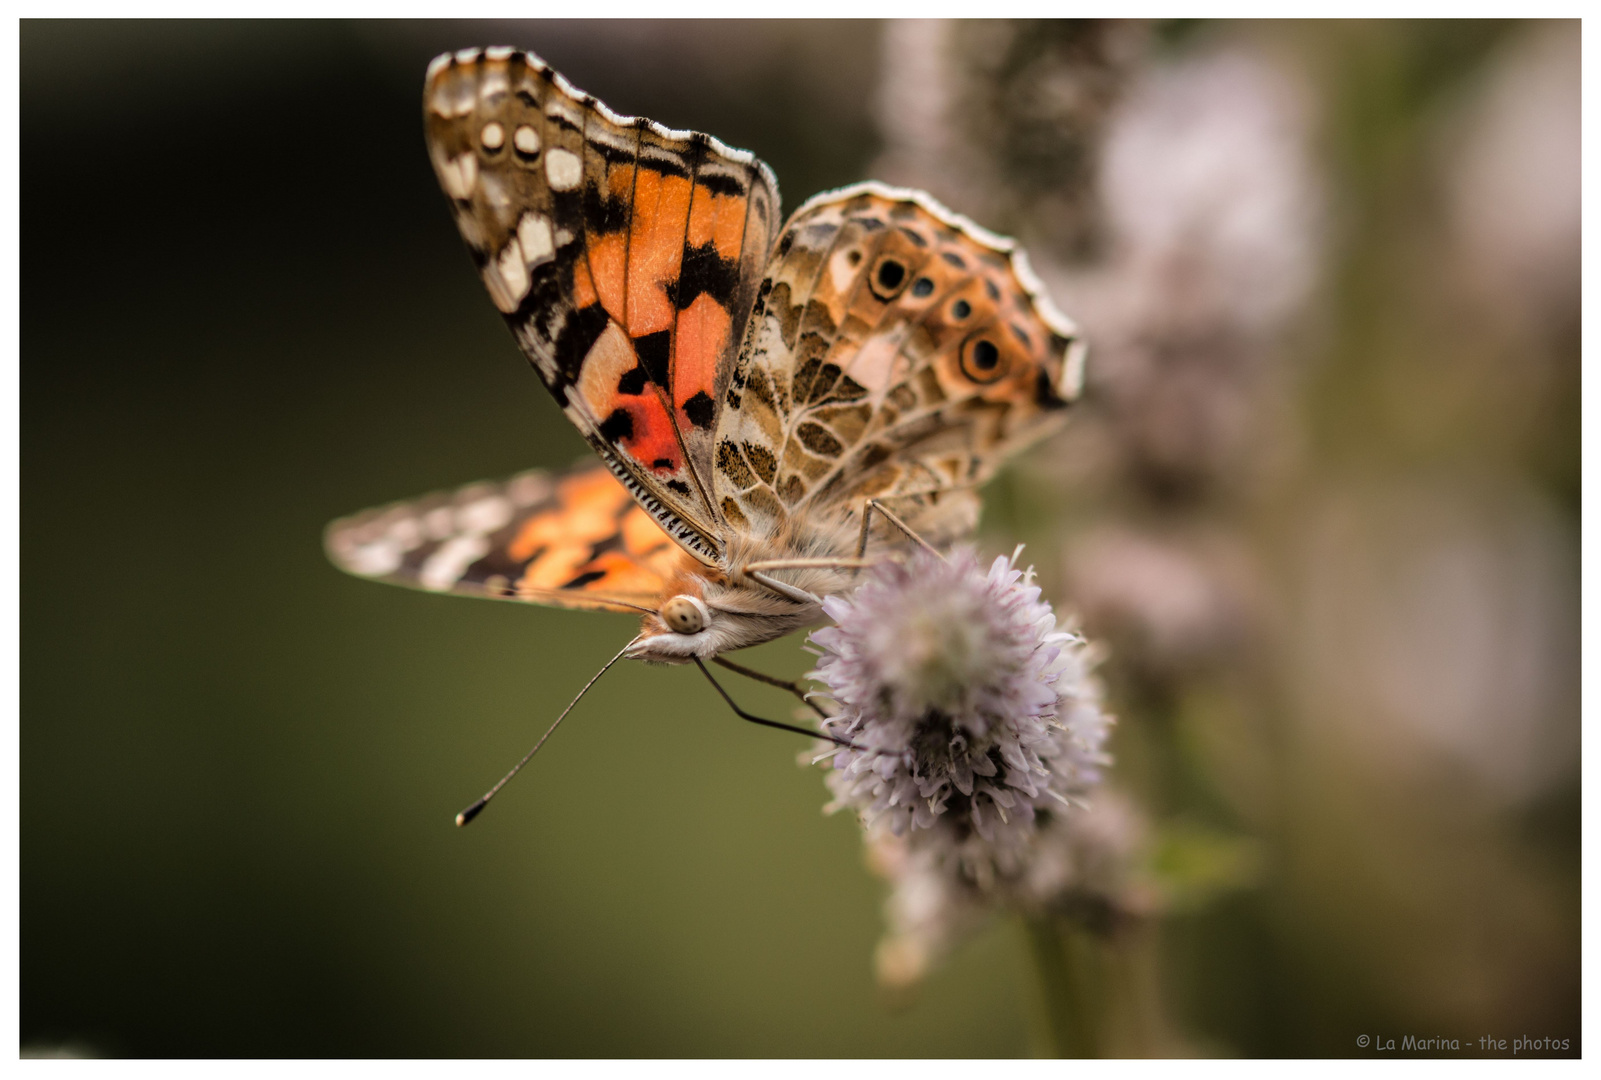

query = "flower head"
[809,548,1112,877]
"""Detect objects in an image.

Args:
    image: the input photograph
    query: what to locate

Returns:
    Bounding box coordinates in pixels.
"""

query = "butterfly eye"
[869,255,908,300]
[660,595,708,635]
[959,335,1007,384]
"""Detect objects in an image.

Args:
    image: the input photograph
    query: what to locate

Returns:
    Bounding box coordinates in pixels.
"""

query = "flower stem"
[1023,914,1100,1057]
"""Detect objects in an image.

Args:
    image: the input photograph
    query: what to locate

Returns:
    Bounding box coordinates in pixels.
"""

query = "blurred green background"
[21,19,1578,1057]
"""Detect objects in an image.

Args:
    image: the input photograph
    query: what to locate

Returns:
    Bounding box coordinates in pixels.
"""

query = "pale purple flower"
[808,548,1113,880]
[1443,22,1578,333]
[1040,43,1323,494]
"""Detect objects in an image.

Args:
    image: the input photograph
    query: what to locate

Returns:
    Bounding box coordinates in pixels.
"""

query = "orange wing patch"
[624,168,692,338]
[325,461,682,614]
[510,463,681,603]
[565,169,769,524]
[571,171,768,507]
[670,181,750,429]
[587,228,630,327]
[673,292,731,425]
[575,322,679,473]
[687,186,750,262]
[508,466,628,561]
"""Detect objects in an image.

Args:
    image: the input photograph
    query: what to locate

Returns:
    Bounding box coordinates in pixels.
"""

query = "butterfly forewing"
[324,460,684,613]
[422,48,781,567]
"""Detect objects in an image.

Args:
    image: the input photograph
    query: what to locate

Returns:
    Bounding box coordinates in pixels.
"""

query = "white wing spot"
[431,70,477,118]
[544,95,585,131]
[507,470,553,506]
[439,152,478,199]
[346,538,403,577]
[454,47,481,65]
[457,495,514,534]
[517,212,554,267]
[419,535,490,592]
[480,122,504,150]
[385,516,422,551]
[513,125,540,155]
[545,148,582,191]
[828,247,860,295]
[1060,337,1088,401]
[423,506,455,541]
[493,237,530,311]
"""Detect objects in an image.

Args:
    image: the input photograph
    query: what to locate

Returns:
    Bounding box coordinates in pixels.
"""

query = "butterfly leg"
[743,560,873,604]
[855,497,945,562]
[713,655,832,720]
[693,659,859,749]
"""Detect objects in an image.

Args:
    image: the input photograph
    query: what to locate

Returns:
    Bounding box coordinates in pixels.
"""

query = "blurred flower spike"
[868,790,1155,991]
[809,548,1114,886]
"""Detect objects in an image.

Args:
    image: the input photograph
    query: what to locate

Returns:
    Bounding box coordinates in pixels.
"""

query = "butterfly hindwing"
[324,460,683,613]
[423,48,782,566]
[710,183,1087,546]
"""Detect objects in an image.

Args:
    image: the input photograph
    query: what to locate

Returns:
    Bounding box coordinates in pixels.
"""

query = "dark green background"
[22,19,1051,1057]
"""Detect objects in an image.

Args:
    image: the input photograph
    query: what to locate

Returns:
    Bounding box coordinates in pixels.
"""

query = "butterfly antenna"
[455,635,640,827]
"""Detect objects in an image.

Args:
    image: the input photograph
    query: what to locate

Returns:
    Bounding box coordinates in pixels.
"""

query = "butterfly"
[325,46,1084,742]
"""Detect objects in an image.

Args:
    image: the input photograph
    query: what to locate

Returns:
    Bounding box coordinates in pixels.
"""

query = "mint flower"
[809,548,1113,877]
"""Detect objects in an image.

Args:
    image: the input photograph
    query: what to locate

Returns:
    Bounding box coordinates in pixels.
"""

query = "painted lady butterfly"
[326,46,1084,686]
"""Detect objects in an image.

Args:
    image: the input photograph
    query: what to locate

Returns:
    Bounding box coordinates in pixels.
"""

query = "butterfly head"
[623,589,722,663]
[625,571,829,663]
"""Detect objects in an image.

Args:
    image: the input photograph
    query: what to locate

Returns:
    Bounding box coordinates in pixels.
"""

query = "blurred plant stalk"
[1025,912,1173,1058]
[1024,915,1098,1057]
